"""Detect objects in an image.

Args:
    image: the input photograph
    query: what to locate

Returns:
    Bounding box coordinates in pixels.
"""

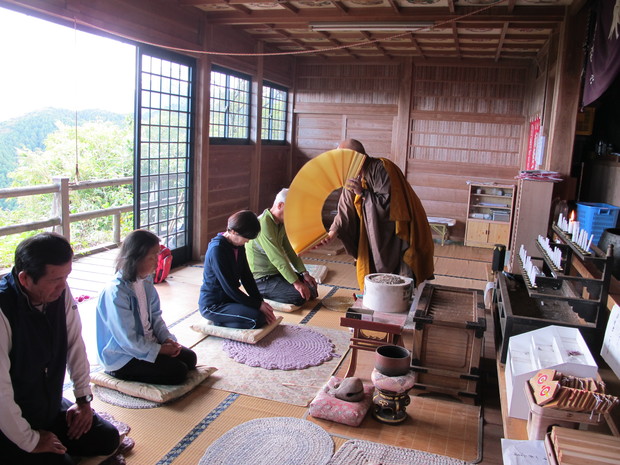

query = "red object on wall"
[526,117,540,170]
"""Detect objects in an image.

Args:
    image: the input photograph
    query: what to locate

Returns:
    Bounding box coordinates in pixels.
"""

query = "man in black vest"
[0,232,119,464]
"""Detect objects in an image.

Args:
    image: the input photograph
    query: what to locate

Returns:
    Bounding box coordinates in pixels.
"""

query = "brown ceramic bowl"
[374,345,411,377]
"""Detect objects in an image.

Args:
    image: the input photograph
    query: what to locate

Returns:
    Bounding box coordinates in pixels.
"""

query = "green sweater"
[245,209,306,284]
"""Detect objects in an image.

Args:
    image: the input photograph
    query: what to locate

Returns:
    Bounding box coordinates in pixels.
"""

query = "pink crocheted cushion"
[308,376,373,427]
[371,368,416,393]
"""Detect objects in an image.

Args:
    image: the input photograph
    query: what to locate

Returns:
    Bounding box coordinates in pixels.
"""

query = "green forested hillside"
[0,108,128,189]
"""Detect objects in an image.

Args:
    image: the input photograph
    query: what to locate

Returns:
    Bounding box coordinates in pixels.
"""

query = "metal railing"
[0,176,133,245]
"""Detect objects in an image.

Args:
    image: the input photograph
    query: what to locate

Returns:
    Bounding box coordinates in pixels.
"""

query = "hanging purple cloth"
[582,0,620,106]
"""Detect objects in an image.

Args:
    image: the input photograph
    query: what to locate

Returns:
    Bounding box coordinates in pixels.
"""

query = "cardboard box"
[505,326,598,420]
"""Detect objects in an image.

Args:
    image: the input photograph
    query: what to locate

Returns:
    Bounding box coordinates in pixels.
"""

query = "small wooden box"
[524,384,602,440]
[410,284,486,403]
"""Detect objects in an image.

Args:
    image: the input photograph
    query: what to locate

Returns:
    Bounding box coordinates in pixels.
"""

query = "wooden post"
[52,177,71,242]
[113,211,121,244]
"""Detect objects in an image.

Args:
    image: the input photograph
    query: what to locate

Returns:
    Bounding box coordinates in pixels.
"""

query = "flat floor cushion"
[91,365,216,403]
[308,376,374,426]
[264,299,300,313]
[191,316,283,343]
[305,263,328,283]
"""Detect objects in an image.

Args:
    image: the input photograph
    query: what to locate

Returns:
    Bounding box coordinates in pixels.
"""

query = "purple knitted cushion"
[222,325,337,370]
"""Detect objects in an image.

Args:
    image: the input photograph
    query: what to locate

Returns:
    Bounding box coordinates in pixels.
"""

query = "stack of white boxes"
[505,325,598,420]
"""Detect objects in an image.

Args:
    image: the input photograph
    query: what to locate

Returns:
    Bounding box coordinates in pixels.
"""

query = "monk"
[321,139,435,290]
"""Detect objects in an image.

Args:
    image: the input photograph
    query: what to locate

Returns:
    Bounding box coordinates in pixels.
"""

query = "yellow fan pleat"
[285,149,365,254]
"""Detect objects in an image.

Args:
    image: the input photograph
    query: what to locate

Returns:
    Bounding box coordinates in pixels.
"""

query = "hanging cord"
[65,0,508,58]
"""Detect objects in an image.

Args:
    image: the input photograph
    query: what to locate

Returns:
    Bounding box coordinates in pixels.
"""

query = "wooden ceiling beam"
[450,21,461,59]
[507,0,517,14]
[316,31,359,58]
[361,31,393,58]
[495,22,509,62]
[228,3,251,15]
[278,2,299,14]
[408,33,426,60]
[204,8,567,25]
[329,1,349,14]
[386,0,401,14]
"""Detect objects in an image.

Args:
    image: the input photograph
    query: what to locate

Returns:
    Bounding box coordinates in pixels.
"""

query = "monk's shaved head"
[338,139,366,155]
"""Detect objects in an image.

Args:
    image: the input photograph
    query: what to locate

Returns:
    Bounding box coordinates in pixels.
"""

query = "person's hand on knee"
[259,301,276,324]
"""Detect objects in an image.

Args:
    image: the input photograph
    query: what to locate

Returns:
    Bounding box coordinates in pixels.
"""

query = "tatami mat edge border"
[155,392,240,465]
[300,287,338,324]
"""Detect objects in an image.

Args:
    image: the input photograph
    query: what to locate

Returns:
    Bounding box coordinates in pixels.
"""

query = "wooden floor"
[68,241,505,464]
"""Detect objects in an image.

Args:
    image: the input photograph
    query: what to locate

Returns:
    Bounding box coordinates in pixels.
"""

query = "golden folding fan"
[285,148,366,254]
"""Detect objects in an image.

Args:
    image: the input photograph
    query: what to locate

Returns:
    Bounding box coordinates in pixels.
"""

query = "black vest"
[0,271,68,429]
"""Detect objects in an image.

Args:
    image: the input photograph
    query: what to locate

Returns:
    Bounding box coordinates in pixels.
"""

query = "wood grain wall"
[408,63,528,240]
[294,59,530,242]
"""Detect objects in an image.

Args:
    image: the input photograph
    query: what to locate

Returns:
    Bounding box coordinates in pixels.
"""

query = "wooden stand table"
[340,314,407,378]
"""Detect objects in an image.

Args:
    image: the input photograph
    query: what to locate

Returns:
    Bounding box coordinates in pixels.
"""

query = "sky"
[0,6,136,122]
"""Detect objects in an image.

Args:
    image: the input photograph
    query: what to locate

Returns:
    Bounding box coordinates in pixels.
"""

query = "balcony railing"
[0,176,133,246]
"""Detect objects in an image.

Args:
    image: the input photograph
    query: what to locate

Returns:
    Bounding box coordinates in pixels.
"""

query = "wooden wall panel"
[343,116,395,158]
[258,147,291,211]
[410,119,523,166]
[295,61,402,105]
[206,146,254,240]
[407,63,528,242]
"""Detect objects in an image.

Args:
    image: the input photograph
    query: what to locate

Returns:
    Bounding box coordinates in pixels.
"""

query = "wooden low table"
[427,217,456,246]
[340,312,408,378]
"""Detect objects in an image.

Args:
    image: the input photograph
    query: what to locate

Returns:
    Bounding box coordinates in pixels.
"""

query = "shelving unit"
[465,182,516,248]
[495,223,614,363]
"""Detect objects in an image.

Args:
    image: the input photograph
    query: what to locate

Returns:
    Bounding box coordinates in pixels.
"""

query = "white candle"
[587,234,594,251]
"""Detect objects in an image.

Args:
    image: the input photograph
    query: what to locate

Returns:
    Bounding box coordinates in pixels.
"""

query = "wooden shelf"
[465,182,516,248]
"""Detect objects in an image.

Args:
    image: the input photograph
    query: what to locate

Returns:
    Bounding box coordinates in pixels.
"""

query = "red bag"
[154,245,172,283]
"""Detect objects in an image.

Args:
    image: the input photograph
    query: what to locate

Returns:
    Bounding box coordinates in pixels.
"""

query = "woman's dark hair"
[227,210,260,239]
[14,232,74,283]
[115,229,160,281]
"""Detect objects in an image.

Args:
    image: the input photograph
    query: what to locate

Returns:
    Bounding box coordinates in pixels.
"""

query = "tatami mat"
[170,395,310,465]
[305,396,481,462]
[65,240,492,465]
[88,385,230,465]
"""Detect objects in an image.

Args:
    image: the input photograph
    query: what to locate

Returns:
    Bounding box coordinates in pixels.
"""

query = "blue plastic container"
[576,202,620,247]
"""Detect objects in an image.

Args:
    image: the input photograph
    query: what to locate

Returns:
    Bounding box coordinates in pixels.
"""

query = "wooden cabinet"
[465,182,516,248]
[508,179,554,273]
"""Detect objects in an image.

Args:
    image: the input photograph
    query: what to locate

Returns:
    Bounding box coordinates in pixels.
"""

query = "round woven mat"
[198,417,333,465]
[92,385,162,409]
[329,439,466,465]
[222,324,336,370]
[321,295,354,312]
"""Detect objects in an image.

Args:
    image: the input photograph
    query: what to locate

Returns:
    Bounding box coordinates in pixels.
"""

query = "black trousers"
[107,346,197,385]
[0,398,120,465]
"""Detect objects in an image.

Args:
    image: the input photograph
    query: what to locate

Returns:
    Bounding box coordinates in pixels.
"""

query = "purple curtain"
[582,0,620,106]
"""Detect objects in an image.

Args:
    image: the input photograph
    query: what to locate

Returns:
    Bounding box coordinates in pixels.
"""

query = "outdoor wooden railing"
[0,176,133,245]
